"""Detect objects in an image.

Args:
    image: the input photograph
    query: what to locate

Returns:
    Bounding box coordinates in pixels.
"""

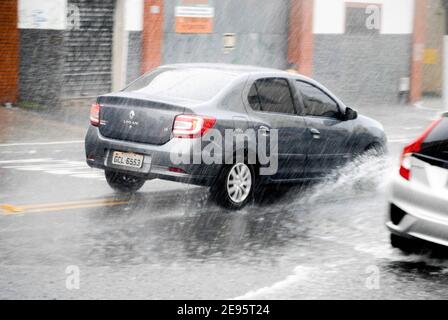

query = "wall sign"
[18,0,67,30]
[423,48,438,65]
[175,0,214,34]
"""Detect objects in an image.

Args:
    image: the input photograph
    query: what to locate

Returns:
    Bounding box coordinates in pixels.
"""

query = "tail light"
[172,115,216,138]
[90,103,101,126]
[168,167,186,174]
[399,118,442,180]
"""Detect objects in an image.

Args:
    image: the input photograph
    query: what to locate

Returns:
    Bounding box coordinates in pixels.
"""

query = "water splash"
[286,154,396,208]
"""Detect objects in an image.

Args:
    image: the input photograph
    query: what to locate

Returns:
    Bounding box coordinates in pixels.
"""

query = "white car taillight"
[172,115,216,138]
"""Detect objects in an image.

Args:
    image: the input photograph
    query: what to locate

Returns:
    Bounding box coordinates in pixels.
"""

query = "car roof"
[161,63,288,75]
[159,63,323,86]
[155,63,344,106]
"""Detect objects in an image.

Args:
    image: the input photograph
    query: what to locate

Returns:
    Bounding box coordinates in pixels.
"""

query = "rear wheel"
[105,170,145,193]
[211,163,254,210]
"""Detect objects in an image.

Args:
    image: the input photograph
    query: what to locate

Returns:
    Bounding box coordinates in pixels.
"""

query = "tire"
[211,162,255,210]
[390,233,418,253]
[105,170,145,193]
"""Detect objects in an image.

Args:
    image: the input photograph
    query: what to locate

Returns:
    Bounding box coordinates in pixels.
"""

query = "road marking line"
[388,138,411,143]
[3,164,85,170]
[0,198,131,215]
[0,140,84,148]
[23,201,130,214]
[0,158,52,164]
[232,266,312,300]
[70,174,105,179]
[13,198,129,209]
[0,158,105,181]
[44,170,93,175]
[0,204,23,213]
[403,127,423,130]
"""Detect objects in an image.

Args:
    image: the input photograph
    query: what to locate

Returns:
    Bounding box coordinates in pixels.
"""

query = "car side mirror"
[344,107,358,121]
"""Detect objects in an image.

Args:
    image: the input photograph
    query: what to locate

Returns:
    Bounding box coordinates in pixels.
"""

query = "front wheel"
[105,170,145,193]
[211,163,255,210]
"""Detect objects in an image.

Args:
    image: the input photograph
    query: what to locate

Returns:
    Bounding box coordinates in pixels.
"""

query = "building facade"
[312,0,415,105]
[0,0,438,108]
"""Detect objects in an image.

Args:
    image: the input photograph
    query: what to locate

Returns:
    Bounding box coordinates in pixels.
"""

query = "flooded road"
[1,103,448,299]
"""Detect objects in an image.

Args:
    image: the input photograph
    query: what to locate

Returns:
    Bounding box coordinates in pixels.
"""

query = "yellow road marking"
[13,198,130,209]
[0,204,23,213]
[0,198,131,215]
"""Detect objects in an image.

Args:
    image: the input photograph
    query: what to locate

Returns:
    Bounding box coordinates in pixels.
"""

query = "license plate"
[112,151,144,169]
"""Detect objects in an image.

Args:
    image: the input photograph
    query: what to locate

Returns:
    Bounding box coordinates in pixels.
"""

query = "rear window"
[424,117,448,144]
[420,117,448,161]
[124,68,237,102]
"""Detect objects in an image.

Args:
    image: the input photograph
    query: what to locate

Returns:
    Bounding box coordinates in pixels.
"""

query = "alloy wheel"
[226,163,252,204]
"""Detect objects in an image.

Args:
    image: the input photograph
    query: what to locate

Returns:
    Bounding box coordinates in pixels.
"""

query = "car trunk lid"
[98,92,187,145]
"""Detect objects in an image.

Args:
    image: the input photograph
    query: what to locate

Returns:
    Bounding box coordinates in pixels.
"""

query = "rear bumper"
[84,126,221,186]
[386,175,448,247]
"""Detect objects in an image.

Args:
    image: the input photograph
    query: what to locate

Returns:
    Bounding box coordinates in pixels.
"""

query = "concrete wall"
[126,31,142,84]
[162,0,290,69]
[313,34,412,106]
[18,0,66,106]
[423,0,445,95]
[124,0,143,84]
[19,30,65,106]
[312,0,415,105]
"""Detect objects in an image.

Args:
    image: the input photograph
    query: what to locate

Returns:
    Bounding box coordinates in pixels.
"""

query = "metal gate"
[63,0,115,99]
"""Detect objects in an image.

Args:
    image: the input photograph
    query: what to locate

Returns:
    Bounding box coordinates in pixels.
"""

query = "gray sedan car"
[85,63,386,209]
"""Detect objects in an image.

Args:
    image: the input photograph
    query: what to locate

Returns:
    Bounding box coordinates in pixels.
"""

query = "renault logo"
[123,110,139,127]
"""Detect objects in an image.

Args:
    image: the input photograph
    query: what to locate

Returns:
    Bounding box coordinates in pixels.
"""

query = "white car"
[386,113,448,251]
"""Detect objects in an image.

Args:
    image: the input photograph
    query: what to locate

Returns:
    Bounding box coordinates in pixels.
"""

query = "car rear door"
[293,80,354,178]
[244,77,308,181]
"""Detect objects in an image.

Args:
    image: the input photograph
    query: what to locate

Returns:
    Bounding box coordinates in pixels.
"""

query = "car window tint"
[420,117,448,161]
[248,83,262,111]
[295,81,339,118]
[251,78,296,115]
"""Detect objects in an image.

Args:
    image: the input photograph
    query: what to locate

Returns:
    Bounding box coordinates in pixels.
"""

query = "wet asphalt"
[1,102,448,300]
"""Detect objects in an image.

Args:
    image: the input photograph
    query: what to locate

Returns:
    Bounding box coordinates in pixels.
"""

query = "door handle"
[259,126,270,136]
[309,128,321,139]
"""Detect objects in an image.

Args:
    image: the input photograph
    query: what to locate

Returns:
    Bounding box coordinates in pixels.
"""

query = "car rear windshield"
[420,116,448,162]
[124,68,237,102]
